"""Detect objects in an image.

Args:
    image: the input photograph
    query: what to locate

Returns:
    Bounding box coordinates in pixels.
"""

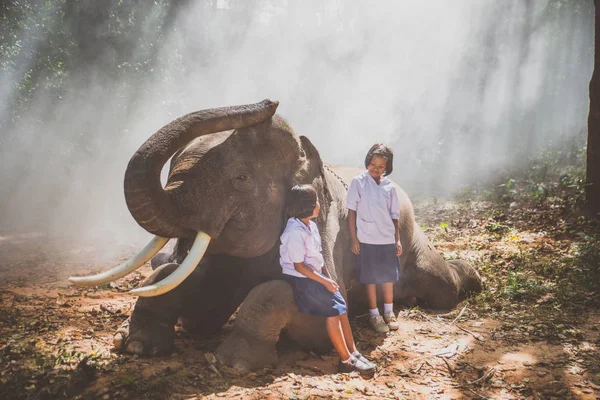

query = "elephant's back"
[328,165,408,201]
[328,165,362,186]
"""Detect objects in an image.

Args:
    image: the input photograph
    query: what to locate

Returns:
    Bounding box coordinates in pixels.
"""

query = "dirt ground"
[1,199,599,400]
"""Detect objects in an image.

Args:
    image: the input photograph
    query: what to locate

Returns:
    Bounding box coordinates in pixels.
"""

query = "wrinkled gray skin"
[113,100,482,371]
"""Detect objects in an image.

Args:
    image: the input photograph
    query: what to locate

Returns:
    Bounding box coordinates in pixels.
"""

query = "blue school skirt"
[283,274,347,317]
[356,243,400,284]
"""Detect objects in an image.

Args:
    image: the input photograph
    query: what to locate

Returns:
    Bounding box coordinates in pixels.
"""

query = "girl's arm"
[392,218,402,256]
[390,186,402,256]
[348,209,360,254]
[346,178,361,255]
[293,262,339,293]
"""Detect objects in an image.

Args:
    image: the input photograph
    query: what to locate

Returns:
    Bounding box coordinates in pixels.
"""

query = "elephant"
[69,99,482,370]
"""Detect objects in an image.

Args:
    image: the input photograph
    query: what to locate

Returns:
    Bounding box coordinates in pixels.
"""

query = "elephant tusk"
[68,236,170,286]
[129,231,211,297]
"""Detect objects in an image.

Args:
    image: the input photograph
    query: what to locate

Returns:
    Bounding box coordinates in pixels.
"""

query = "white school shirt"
[346,170,400,245]
[280,218,325,278]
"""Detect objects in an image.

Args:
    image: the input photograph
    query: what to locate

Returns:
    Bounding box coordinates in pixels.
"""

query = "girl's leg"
[339,313,357,354]
[366,283,389,332]
[330,314,376,375]
[366,283,378,310]
[382,282,400,330]
[340,313,376,368]
[326,316,351,361]
[382,282,394,305]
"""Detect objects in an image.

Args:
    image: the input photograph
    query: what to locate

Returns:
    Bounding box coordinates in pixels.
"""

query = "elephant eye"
[232,172,253,191]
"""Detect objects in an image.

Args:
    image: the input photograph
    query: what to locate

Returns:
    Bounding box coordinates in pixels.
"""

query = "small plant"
[533,184,547,202]
[505,178,516,192]
[439,222,449,233]
[502,271,545,300]
[490,178,518,203]
[121,375,136,386]
[485,220,510,236]
[497,178,516,196]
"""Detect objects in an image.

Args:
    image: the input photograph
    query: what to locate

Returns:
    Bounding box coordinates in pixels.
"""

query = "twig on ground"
[468,367,496,385]
[455,324,485,341]
[409,345,459,366]
[412,362,424,373]
[205,352,223,378]
[425,359,437,374]
[353,313,370,321]
[451,305,468,324]
[440,357,455,377]
[208,364,223,378]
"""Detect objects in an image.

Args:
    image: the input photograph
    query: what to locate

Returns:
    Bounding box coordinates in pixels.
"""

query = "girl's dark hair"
[287,185,318,219]
[364,143,394,176]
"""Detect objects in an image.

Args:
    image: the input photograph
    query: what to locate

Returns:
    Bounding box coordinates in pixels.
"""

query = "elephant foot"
[215,331,278,372]
[113,316,174,356]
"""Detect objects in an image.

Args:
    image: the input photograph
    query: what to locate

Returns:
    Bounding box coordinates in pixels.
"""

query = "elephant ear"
[292,136,332,213]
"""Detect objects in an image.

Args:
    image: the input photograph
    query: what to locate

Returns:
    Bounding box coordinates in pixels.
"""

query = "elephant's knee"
[216,280,297,371]
[216,331,278,371]
[234,280,297,336]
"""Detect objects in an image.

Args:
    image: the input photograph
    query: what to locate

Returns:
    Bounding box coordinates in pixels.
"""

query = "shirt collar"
[292,218,312,232]
[363,170,387,186]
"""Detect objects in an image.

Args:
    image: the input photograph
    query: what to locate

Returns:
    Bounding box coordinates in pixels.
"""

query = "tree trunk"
[587,0,600,216]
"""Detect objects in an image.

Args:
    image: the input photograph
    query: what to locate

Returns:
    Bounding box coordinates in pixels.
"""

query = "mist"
[0,0,594,252]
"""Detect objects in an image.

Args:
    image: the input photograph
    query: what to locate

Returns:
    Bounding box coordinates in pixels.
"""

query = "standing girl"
[346,143,402,333]
[280,185,376,375]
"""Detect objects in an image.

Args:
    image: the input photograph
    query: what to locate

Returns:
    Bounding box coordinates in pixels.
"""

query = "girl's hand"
[351,238,361,255]
[396,241,403,257]
[323,278,339,293]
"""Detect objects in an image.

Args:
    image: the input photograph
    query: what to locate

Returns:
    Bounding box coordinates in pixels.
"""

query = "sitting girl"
[280,184,376,375]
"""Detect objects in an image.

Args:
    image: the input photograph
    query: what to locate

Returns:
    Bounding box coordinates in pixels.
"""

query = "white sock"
[384,303,393,315]
[369,308,380,317]
[351,350,361,357]
[342,355,356,364]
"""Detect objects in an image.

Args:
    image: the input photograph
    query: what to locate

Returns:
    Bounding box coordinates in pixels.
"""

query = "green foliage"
[0,0,187,127]
[485,220,510,236]
[0,337,106,399]
[453,133,588,216]
[449,129,599,346]
[474,219,600,313]
[502,271,545,300]
[554,240,600,304]
[120,374,137,386]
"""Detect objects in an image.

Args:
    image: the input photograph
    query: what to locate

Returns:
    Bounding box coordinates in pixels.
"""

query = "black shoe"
[338,357,376,376]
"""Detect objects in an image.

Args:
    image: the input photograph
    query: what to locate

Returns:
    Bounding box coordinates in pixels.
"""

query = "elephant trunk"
[124,99,279,238]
